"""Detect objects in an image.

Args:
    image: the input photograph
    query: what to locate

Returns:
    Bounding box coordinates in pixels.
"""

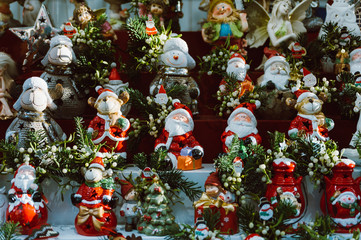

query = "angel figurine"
[246,0,312,48]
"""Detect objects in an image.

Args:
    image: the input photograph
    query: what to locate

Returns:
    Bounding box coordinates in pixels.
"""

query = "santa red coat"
[155,129,203,159]
[288,114,329,141]
[221,131,261,152]
[74,182,117,236]
[6,185,48,235]
[88,113,130,154]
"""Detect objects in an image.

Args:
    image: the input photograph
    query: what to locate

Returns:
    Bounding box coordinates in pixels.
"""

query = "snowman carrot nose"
[173,55,179,60]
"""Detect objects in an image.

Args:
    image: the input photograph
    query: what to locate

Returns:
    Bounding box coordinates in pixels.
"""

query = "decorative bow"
[77,205,105,231]
[194,193,237,215]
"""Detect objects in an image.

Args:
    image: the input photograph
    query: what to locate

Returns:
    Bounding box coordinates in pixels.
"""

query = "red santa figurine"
[88,87,130,158]
[6,163,58,238]
[221,102,262,152]
[71,153,117,236]
[154,99,204,168]
[288,88,334,141]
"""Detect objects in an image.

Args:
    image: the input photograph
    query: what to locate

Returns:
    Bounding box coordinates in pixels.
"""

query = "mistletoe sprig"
[71,13,117,87]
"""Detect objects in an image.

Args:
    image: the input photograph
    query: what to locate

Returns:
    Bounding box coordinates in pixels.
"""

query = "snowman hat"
[350,48,361,60]
[258,197,271,208]
[292,87,318,103]
[195,217,207,227]
[264,55,289,72]
[162,35,196,69]
[14,77,57,111]
[89,152,105,171]
[41,35,76,66]
[227,102,261,126]
[165,99,194,130]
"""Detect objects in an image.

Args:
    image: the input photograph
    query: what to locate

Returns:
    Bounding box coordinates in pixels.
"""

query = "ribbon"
[194,193,236,215]
[77,205,105,231]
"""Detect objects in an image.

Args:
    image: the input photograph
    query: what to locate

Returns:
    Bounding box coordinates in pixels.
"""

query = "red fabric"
[221,131,262,152]
[289,115,329,139]
[75,183,114,209]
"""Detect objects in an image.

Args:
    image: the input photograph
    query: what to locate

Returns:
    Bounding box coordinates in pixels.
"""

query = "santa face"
[124,189,136,201]
[84,167,103,183]
[205,185,220,198]
[20,88,48,112]
[150,3,163,16]
[211,2,233,20]
[165,113,192,136]
[161,50,187,68]
[155,93,168,105]
[14,168,36,192]
[95,96,122,115]
[48,44,73,66]
[227,61,247,81]
[228,113,258,138]
[350,54,361,74]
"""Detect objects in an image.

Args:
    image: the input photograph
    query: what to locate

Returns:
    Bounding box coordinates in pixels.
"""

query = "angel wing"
[245,0,270,48]
[289,0,312,35]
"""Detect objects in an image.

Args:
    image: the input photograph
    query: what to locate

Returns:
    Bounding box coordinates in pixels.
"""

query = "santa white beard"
[226,64,247,81]
[350,61,361,75]
[13,174,35,193]
[263,68,289,90]
[165,118,192,137]
[226,121,258,138]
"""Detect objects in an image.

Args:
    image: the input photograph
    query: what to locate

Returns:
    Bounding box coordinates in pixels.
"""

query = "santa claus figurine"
[154,99,203,168]
[119,180,139,232]
[6,163,58,238]
[221,102,261,152]
[71,153,118,236]
[88,87,130,158]
[258,54,290,91]
[288,89,334,141]
[350,47,361,75]
[219,52,253,97]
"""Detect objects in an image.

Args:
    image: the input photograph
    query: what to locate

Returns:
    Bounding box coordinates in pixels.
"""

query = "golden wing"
[289,0,312,34]
[245,0,270,48]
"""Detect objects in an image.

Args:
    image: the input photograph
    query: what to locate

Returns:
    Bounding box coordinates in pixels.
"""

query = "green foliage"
[202,208,221,231]
[294,214,336,240]
[0,221,20,240]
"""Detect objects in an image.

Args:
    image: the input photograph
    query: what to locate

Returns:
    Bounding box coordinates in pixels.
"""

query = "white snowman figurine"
[41,35,87,119]
[149,35,200,114]
[258,197,273,221]
[194,217,209,240]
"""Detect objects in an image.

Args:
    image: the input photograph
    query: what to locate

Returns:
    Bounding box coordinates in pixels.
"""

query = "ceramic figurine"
[194,217,209,240]
[139,0,166,28]
[21,0,44,26]
[350,92,361,147]
[87,87,130,158]
[265,158,305,224]
[6,163,56,236]
[219,52,253,97]
[154,85,168,105]
[258,197,273,221]
[0,52,17,120]
[5,77,66,148]
[319,0,361,38]
[40,35,87,119]
[0,0,21,31]
[246,0,311,48]
[137,172,178,236]
[334,49,350,75]
[257,54,290,90]
[149,36,200,114]
[71,153,118,236]
[102,64,130,116]
[119,180,139,232]
[145,14,158,36]
[350,47,361,75]
[302,0,323,32]
[288,89,334,141]
[302,68,317,88]
[221,102,261,152]
[201,0,248,46]
[104,0,130,30]
[245,234,265,240]
[0,186,7,225]
[61,22,78,39]
[321,159,361,233]
[194,172,239,234]
[154,99,203,169]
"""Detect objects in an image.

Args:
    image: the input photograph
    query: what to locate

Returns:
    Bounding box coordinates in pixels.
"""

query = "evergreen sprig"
[294,214,336,240]
[0,221,20,240]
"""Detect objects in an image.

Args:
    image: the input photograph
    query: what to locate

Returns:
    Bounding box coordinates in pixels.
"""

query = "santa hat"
[109,63,121,82]
[13,77,57,111]
[165,99,194,130]
[204,172,222,188]
[302,68,316,83]
[141,167,154,180]
[264,55,289,72]
[273,158,296,172]
[157,85,167,97]
[264,47,283,59]
[245,233,264,240]
[95,86,118,101]
[228,53,246,66]
[41,35,76,66]
[292,87,318,103]
[162,36,196,69]
[227,102,260,126]
[350,48,361,60]
[120,180,134,198]
[12,163,35,179]
[89,152,105,171]
[195,217,207,227]
[209,0,234,11]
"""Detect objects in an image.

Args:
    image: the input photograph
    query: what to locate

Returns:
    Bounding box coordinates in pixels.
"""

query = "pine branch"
[203,208,221,231]
[0,221,20,240]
